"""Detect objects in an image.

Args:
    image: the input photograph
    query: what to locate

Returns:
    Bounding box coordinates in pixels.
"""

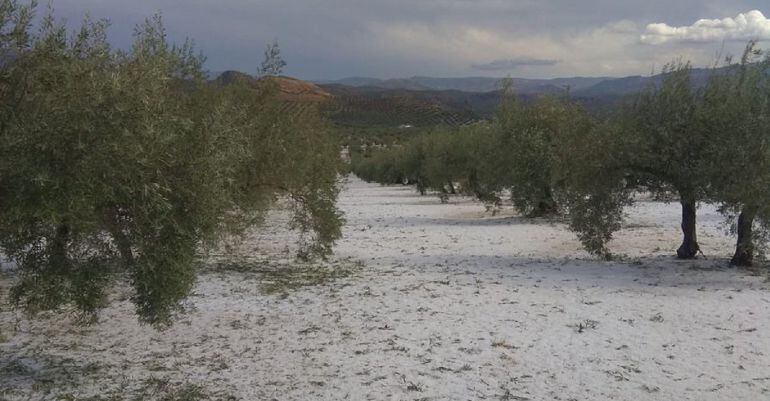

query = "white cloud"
[49,0,770,78]
[641,10,770,45]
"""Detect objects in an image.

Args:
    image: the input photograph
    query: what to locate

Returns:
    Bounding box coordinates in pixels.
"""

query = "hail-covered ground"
[1,177,769,401]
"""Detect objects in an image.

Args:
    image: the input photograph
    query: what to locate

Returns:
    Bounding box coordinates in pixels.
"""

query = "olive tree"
[556,120,632,258]
[351,123,498,205]
[699,44,770,266]
[622,62,707,259]
[492,80,594,217]
[0,6,343,326]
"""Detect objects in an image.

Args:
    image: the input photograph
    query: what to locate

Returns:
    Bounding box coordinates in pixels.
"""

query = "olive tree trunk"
[730,207,756,267]
[676,194,700,259]
[50,223,71,267]
[105,208,135,267]
[531,186,558,217]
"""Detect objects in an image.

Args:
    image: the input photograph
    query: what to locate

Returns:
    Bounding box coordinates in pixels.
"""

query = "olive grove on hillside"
[0,2,343,326]
[352,46,770,266]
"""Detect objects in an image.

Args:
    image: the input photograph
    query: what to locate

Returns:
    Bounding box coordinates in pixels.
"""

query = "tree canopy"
[0,2,343,326]
[351,47,770,266]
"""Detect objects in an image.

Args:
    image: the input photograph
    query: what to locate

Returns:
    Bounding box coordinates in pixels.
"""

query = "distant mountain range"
[315,76,611,95]
[210,67,729,128]
[316,68,724,98]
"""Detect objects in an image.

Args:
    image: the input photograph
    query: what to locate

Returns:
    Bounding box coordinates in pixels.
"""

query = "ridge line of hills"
[313,68,720,97]
[314,75,610,94]
[210,67,726,128]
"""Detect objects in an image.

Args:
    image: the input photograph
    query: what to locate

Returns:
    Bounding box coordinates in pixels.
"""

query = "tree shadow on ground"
[370,253,768,291]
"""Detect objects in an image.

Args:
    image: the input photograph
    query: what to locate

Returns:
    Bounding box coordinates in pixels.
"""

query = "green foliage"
[699,45,770,211]
[493,82,596,216]
[622,61,705,196]
[0,4,343,326]
[696,43,770,264]
[554,119,631,257]
[349,80,622,254]
[563,62,708,258]
[351,123,497,202]
[341,41,770,264]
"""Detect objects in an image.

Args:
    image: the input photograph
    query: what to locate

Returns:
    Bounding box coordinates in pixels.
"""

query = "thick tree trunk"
[106,208,135,267]
[731,207,756,267]
[676,194,700,259]
[110,226,135,267]
[533,200,557,216]
[50,223,71,267]
[417,179,426,195]
[531,186,558,217]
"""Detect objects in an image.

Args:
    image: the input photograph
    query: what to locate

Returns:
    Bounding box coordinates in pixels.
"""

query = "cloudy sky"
[52,0,770,80]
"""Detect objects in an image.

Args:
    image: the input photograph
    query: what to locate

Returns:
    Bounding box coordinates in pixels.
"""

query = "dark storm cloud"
[49,0,770,79]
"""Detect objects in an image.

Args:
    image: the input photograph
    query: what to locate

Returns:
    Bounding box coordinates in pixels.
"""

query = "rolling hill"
[213,71,332,102]
[317,76,612,94]
[212,66,732,129]
[318,84,490,127]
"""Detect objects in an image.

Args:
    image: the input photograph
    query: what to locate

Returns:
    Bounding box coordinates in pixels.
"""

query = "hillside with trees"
[2,1,769,400]
[0,3,343,326]
[352,46,770,266]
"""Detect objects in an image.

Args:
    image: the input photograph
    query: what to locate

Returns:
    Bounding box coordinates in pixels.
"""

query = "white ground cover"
[1,176,769,400]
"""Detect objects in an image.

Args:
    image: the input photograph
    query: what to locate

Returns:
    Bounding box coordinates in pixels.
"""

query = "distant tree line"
[352,43,770,267]
[0,1,343,326]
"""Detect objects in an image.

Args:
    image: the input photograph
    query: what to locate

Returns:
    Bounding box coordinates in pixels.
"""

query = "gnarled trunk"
[416,178,426,195]
[676,194,700,259]
[530,186,558,217]
[533,200,557,217]
[50,223,71,268]
[105,208,135,267]
[731,207,756,267]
